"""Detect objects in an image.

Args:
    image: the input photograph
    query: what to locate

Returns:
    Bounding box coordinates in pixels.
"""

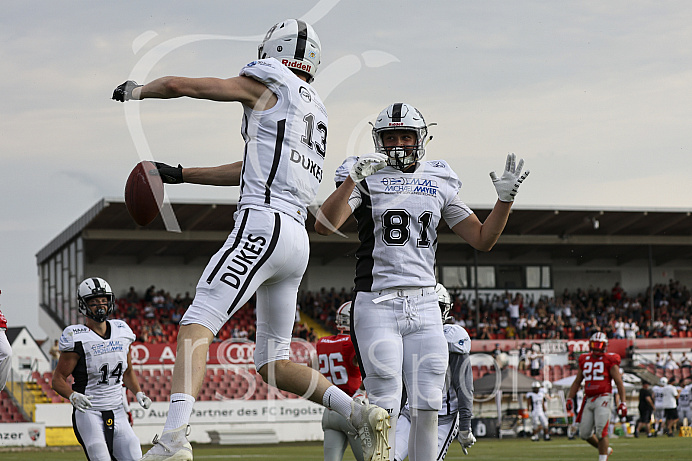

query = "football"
[124,161,164,226]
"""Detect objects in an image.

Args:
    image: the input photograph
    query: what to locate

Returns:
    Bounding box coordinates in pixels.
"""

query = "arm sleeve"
[348,186,363,212]
[442,194,473,228]
[449,352,473,431]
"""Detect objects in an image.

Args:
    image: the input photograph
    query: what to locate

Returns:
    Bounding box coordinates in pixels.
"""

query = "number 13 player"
[567,332,627,461]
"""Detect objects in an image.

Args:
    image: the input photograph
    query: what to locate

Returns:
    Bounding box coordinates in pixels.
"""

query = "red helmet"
[589,332,608,354]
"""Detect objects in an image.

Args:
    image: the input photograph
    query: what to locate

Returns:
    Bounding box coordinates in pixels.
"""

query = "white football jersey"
[659,384,678,409]
[345,159,472,292]
[527,390,546,413]
[238,58,327,223]
[59,320,136,411]
[652,385,665,409]
[440,324,472,418]
[679,384,692,408]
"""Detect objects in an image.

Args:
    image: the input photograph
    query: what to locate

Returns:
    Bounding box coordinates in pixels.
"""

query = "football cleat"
[140,425,193,461]
[349,400,390,461]
[606,446,613,460]
[531,434,539,441]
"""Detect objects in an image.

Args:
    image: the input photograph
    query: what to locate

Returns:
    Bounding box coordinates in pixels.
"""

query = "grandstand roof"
[37,198,692,266]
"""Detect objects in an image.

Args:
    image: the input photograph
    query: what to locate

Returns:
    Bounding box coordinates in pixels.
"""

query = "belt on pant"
[372,286,435,304]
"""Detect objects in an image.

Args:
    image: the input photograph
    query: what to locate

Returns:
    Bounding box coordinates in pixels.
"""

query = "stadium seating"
[0,390,27,423]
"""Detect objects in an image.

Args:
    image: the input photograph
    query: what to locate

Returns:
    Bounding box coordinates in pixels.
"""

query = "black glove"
[153,162,184,184]
[112,80,143,102]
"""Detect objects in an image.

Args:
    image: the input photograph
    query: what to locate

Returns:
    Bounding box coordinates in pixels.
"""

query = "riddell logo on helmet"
[281,59,312,72]
[388,122,404,126]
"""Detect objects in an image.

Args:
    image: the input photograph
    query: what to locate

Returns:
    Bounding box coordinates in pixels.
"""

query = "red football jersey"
[0,309,6,329]
[578,352,621,396]
[316,334,362,396]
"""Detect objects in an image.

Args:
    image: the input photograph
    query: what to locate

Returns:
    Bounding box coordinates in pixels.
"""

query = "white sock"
[409,409,437,461]
[599,455,607,461]
[163,393,195,433]
[322,385,353,419]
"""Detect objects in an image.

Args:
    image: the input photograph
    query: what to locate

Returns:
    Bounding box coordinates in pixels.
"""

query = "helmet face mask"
[435,283,452,323]
[335,301,351,333]
[589,331,608,354]
[372,103,428,171]
[258,19,321,83]
[78,277,115,323]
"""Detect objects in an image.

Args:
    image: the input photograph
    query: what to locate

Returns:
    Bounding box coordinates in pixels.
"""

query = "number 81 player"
[566,332,626,461]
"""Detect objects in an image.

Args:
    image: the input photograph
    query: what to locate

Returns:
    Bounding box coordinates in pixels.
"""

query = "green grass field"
[1,436,689,460]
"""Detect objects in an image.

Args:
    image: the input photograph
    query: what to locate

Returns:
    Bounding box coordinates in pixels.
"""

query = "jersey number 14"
[97,361,124,385]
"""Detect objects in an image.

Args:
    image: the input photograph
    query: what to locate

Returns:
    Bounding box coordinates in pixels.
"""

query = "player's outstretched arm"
[113,75,277,110]
[154,161,243,186]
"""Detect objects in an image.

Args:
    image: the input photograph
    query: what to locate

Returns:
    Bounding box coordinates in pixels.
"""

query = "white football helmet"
[258,19,321,83]
[372,103,429,171]
[589,331,608,354]
[336,301,352,332]
[77,277,115,323]
[435,283,452,323]
[660,377,668,386]
[532,381,542,390]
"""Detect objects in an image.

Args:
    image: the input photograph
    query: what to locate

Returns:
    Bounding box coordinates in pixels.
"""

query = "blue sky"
[2,1,692,337]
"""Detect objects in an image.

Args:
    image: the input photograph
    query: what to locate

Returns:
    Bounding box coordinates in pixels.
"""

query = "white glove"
[350,153,388,183]
[489,153,530,202]
[136,391,152,409]
[458,429,476,451]
[352,389,369,406]
[69,392,93,413]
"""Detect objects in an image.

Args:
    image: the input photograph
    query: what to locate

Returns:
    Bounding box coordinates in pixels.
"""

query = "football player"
[0,290,11,391]
[526,381,550,441]
[316,102,529,461]
[317,301,367,461]
[51,277,152,461]
[114,19,389,461]
[566,332,626,461]
[678,377,692,427]
[394,284,475,461]
[658,377,680,436]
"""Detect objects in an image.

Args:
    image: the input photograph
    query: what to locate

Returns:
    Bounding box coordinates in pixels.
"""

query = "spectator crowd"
[110,279,691,344]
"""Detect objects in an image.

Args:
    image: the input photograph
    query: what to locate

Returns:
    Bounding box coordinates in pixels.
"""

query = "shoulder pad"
[444,324,471,354]
[334,156,359,184]
[59,324,88,351]
[423,159,461,188]
[111,320,135,338]
[240,58,285,88]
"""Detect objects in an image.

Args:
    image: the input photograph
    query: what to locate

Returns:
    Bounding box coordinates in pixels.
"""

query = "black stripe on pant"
[72,409,92,461]
[226,213,282,314]
[206,209,250,284]
[101,410,117,461]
